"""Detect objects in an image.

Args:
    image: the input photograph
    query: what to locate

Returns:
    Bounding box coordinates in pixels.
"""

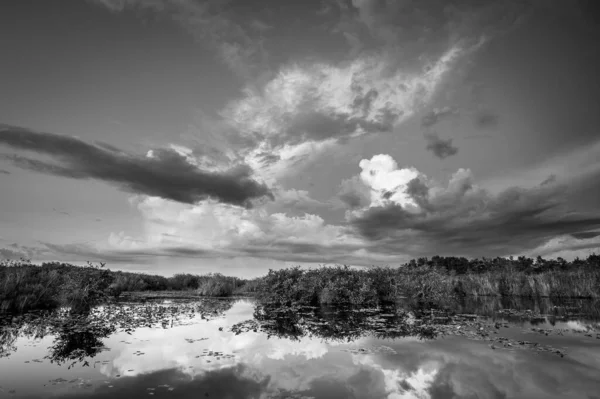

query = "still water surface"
[1,298,599,399]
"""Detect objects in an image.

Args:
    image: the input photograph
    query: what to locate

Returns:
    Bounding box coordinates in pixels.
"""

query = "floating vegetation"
[230,300,600,359]
[0,298,235,365]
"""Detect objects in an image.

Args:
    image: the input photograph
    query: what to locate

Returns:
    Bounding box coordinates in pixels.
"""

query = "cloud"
[424,132,459,159]
[347,154,600,258]
[0,124,272,207]
[356,154,421,210]
[222,44,465,182]
[337,175,371,210]
[331,0,535,60]
[570,231,600,240]
[0,169,10,175]
[0,243,50,261]
[269,187,335,215]
[518,233,600,260]
[42,192,410,267]
[421,106,458,128]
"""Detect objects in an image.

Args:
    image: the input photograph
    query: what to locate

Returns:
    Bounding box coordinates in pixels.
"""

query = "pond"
[1,297,599,398]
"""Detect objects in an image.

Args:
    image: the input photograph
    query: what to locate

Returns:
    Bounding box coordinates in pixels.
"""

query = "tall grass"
[454,268,600,298]
[196,274,245,296]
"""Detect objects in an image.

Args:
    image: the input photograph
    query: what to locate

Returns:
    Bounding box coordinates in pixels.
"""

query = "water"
[1,297,599,398]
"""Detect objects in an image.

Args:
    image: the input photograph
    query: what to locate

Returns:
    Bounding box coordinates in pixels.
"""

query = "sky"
[1,0,600,277]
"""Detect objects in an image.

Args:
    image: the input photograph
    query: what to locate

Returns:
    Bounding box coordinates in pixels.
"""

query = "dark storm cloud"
[424,132,458,159]
[337,175,371,209]
[41,242,222,263]
[350,175,600,257]
[570,231,600,240]
[0,124,273,207]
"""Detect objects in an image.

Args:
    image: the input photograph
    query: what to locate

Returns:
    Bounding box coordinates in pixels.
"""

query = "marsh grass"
[453,268,600,298]
[254,254,600,308]
[196,274,245,296]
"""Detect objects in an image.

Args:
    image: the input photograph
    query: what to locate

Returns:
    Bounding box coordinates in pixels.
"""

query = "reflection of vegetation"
[451,296,600,322]
[46,318,115,368]
[231,303,439,342]
[0,298,235,365]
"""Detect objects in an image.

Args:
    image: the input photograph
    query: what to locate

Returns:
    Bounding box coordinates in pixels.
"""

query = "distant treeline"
[403,254,600,274]
[1,253,599,313]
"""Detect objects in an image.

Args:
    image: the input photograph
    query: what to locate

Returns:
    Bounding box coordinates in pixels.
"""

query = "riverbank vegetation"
[1,253,599,313]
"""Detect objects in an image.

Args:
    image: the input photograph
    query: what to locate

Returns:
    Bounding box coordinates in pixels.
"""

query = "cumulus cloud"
[0,124,272,207]
[424,132,459,159]
[347,154,600,258]
[357,154,420,210]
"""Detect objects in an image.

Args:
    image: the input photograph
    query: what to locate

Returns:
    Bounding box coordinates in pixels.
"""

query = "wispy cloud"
[52,208,71,216]
[0,124,272,207]
[90,0,270,81]
[330,0,534,59]
[421,106,458,128]
[223,44,466,182]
